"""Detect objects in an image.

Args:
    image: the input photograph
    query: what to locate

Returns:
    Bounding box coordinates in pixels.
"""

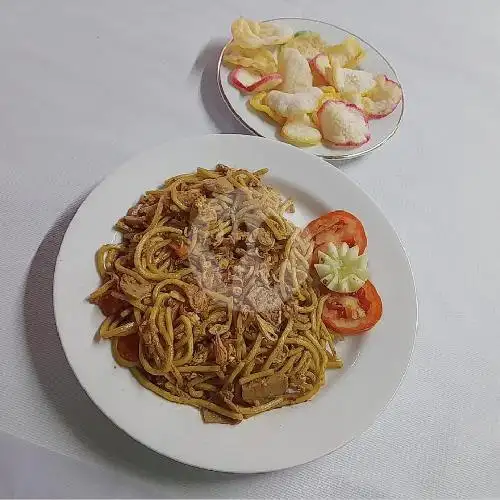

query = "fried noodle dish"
[89,165,347,424]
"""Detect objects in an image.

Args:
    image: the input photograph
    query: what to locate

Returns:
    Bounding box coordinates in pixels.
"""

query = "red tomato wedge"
[116,334,140,363]
[322,281,382,335]
[304,210,367,263]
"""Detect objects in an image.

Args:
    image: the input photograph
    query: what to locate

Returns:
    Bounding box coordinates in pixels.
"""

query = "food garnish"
[303,210,368,262]
[315,242,369,293]
[322,281,382,335]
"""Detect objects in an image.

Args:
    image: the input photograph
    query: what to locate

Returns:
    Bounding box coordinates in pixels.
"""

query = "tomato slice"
[304,211,367,261]
[116,334,140,363]
[322,281,382,335]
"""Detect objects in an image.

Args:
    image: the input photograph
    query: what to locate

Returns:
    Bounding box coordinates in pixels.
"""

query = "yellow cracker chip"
[281,114,322,146]
[317,87,338,108]
[223,42,277,75]
[319,86,338,95]
[283,31,327,60]
[231,18,293,49]
[310,88,337,126]
[325,36,366,69]
[339,91,363,108]
[248,92,286,125]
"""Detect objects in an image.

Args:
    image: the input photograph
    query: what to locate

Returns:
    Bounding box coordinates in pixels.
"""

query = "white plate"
[218,18,404,160]
[54,134,416,473]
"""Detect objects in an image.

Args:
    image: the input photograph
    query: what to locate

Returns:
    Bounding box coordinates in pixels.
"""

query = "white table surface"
[1,1,499,498]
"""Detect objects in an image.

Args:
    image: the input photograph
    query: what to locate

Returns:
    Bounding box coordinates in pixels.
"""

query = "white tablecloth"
[1,1,499,498]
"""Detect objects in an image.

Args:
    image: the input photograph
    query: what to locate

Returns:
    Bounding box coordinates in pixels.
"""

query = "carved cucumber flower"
[314,242,369,293]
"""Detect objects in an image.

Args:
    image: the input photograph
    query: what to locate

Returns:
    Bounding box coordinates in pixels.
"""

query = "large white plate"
[218,18,404,160]
[54,135,416,473]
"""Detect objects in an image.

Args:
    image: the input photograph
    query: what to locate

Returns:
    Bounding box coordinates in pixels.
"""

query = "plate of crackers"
[218,17,404,160]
